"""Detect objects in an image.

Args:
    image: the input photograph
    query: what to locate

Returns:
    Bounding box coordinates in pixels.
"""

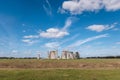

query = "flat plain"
[0,59,120,80]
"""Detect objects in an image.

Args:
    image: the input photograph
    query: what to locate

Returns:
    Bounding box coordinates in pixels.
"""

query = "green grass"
[0,69,120,80]
[0,59,120,80]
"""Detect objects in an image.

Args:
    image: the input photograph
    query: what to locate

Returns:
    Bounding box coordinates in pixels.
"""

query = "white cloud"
[11,50,18,54]
[86,25,108,32]
[40,28,69,38]
[116,42,120,44]
[103,0,120,11]
[22,39,38,45]
[113,28,119,31]
[60,34,80,45]
[43,0,52,16]
[39,17,73,38]
[61,0,120,15]
[43,34,79,50]
[23,35,39,39]
[58,7,66,14]
[22,39,31,43]
[22,17,74,39]
[45,42,60,48]
[62,17,72,30]
[86,24,115,32]
[67,34,108,48]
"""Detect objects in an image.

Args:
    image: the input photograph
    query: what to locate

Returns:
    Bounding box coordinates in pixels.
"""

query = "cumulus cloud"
[39,17,73,38]
[40,28,69,38]
[22,17,74,39]
[86,24,115,32]
[67,34,108,48]
[103,0,120,11]
[60,0,120,15]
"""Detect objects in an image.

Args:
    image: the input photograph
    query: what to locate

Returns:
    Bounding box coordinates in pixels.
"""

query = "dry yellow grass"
[0,59,120,80]
[0,59,120,69]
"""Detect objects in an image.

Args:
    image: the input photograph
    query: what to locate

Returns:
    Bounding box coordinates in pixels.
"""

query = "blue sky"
[0,0,120,58]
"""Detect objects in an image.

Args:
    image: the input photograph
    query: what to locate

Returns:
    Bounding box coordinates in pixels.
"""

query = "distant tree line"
[0,57,37,59]
[86,56,120,59]
[0,56,120,59]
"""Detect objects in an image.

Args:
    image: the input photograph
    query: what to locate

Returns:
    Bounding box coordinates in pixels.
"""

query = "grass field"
[0,69,120,80]
[0,59,120,80]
